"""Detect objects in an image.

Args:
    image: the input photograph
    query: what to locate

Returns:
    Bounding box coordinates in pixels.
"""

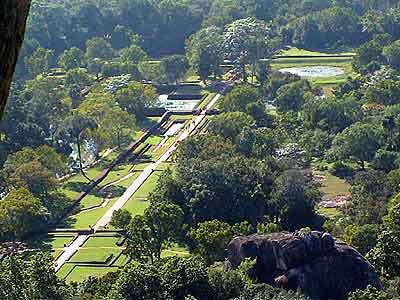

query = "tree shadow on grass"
[103,185,125,198]
[64,181,103,198]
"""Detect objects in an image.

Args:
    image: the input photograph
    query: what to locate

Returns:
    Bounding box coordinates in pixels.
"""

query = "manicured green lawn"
[80,194,104,210]
[65,266,119,282]
[69,197,118,229]
[317,172,350,198]
[161,245,190,258]
[197,93,216,109]
[83,236,120,248]
[132,171,161,199]
[175,84,203,95]
[146,135,163,145]
[112,254,130,267]
[276,47,355,57]
[122,171,162,215]
[69,247,121,264]
[57,264,75,280]
[123,198,149,216]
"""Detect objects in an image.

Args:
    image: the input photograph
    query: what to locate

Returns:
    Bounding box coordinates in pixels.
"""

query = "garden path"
[54,93,221,271]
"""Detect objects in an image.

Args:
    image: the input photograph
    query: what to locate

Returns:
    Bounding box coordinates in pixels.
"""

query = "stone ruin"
[224,231,380,300]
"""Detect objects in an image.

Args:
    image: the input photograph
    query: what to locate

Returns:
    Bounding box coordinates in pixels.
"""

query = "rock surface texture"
[0,1,31,120]
[224,231,380,300]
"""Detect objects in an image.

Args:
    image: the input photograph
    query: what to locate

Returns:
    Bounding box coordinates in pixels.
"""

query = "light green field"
[65,266,119,282]
[48,235,75,257]
[122,171,162,215]
[69,247,121,263]
[84,236,121,248]
[57,264,75,279]
[175,84,203,95]
[277,47,355,57]
[70,197,119,229]
[317,172,350,198]
[197,93,216,109]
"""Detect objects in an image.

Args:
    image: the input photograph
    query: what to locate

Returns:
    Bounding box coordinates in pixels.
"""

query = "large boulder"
[224,231,380,300]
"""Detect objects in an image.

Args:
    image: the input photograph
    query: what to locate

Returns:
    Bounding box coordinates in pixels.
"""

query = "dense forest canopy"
[2,0,400,300]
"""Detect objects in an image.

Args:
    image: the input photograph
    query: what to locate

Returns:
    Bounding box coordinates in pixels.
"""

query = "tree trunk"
[0,1,31,120]
[76,136,91,181]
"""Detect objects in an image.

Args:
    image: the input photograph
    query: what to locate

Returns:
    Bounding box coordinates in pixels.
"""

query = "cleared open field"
[269,47,356,86]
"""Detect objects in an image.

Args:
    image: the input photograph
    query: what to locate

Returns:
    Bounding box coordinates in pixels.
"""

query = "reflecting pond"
[279,66,345,78]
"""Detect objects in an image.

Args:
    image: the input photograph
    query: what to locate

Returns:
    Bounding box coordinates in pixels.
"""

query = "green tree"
[65,68,93,88]
[107,263,162,300]
[58,47,84,70]
[138,61,166,82]
[125,202,183,263]
[87,58,103,79]
[329,122,383,170]
[189,220,233,264]
[0,253,71,300]
[102,107,136,149]
[159,256,210,300]
[219,85,261,113]
[349,285,389,300]
[110,209,132,229]
[342,224,379,255]
[121,44,148,64]
[276,80,311,112]
[61,114,97,181]
[271,169,320,231]
[186,26,224,82]
[86,37,114,60]
[372,149,399,173]
[224,17,269,81]
[208,112,254,141]
[25,47,54,77]
[115,81,157,119]
[0,188,46,241]
[162,55,189,84]
[4,160,58,198]
[383,40,400,70]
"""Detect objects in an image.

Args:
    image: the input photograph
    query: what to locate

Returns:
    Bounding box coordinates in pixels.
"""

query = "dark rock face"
[224,231,380,300]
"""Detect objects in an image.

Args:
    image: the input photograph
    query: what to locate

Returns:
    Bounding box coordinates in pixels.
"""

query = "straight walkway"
[54,93,221,271]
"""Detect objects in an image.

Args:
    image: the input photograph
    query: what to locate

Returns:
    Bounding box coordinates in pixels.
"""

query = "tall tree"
[61,113,97,181]
[0,0,31,120]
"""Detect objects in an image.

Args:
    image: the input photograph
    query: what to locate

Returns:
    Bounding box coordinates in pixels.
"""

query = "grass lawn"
[65,266,119,282]
[197,93,216,109]
[277,47,355,57]
[69,247,122,264]
[318,207,342,219]
[57,264,75,280]
[146,135,163,145]
[69,197,119,229]
[175,84,203,95]
[170,114,193,121]
[80,194,104,210]
[122,171,162,215]
[83,236,120,248]
[112,254,130,267]
[161,245,190,258]
[317,172,350,198]
[48,235,75,257]
[101,164,134,186]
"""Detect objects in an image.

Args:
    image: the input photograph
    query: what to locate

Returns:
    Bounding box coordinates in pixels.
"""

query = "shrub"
[330,161,355,179]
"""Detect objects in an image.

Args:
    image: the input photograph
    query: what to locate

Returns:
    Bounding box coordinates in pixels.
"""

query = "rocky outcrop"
[224,231,380,300]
